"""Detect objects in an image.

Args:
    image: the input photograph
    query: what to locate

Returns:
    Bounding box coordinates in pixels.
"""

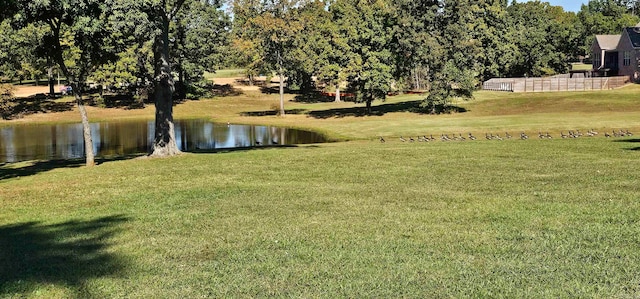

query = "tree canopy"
[3,0,639,124]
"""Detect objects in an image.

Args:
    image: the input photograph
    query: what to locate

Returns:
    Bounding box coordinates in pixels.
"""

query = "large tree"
[332,0,395,114]
[14,0,120,166]
[309,0,358,102]
[391,0,444,91]
[234,0,305,116]
[173,0,231,99]
[136,0,187,157]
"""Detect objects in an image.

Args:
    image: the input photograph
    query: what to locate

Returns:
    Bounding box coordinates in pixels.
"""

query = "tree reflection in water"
[0,120,327,162]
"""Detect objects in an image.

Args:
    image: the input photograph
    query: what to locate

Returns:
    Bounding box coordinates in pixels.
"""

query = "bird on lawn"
[625,129,633,136]
[468,133,476,140]
[545,132,552,139]
[505,132,512,139]
[379,136,385,143]
[561,131,568,139]
[605,132,611,138]
[613,130,620,137]
[255,140,261,145]
[520,132,529,140]
[400,136,407,142]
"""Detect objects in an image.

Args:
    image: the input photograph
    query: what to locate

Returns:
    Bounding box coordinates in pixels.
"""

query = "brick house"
[592,24,640,81]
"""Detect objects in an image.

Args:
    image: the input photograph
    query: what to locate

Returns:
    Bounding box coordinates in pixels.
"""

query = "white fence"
[483,76,630,92]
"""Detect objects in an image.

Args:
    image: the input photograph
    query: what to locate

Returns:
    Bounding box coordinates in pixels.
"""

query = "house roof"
[623,27,640,48]
[595,35,621,50]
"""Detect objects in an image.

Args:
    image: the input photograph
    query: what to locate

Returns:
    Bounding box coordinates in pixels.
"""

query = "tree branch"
[168,0,187,20]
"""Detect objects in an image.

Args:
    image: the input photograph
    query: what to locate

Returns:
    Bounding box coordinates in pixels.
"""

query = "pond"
[0,119,327,163]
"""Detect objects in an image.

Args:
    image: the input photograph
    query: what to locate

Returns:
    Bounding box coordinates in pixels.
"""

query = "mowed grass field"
[1,84,640,297]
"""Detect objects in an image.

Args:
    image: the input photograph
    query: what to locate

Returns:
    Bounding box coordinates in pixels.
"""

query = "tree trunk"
[48,66,55,96]
[74,90,95,166]
[366,99,372,115]
[335,87,341,102]
[279,71,285,116]
[150,15,181,157]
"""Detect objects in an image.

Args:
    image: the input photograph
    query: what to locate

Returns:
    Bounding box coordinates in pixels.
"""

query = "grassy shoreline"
[3,86,640,141]
[1,85,640,297]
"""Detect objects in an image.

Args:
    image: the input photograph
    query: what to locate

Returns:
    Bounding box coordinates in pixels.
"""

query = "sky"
[520,0,590,12]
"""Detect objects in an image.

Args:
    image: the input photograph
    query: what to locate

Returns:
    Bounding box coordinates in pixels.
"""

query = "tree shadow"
[0,155,143,181]
[291,91,356,103]
[3,95,74,119]
[91,94,146,110]
[612,138,640,150]
[260,86,288,94]
[306,100,468,119]
[0,215,130,298]
[306,100,419,118]
[189,144,300,154]
[240,108,307,117]
[210,84,244,97]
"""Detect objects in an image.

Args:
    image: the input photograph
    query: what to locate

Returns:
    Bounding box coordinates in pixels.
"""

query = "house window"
[624,51,631,66]
[594,53,601,68]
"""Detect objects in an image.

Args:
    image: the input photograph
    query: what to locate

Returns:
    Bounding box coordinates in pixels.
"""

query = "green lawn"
[1,86,640,297]
[571,63,593,71]
[204,68,247,80]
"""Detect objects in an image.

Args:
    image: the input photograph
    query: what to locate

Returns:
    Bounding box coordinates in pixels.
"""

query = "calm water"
[0,119,327,162]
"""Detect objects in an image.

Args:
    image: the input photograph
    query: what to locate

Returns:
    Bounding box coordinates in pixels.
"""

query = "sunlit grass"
[204,68,247,80]
[1,138,639,297]
[570,63,593,71]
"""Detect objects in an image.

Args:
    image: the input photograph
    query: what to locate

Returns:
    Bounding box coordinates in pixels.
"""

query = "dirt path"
[13,85,65,98]
[12,76,270,97]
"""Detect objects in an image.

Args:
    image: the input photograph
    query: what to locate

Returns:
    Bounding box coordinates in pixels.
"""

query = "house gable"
[622,27,640,49]
[616,27,640,78]
[593,35,621,51]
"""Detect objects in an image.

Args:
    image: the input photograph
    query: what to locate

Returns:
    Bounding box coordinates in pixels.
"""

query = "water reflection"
[0,119,327,162]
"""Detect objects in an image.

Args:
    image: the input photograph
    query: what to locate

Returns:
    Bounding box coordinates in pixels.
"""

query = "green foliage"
[184,78,215,100]
[93,45,140,88]
[423,60,476,114]
[0,84,16,119]
[13,0,122,92]
[173,0,231,93]
[331,0,394,110]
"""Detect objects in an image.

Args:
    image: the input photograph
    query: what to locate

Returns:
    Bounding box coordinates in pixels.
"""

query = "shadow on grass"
[259,86,294,94]
[3,96,74,120]
[210,84,244,97]
[0,215,130,298]
[0,155,143,181]
[291,91,357,103]
[612,138,640,150]
[240,109,307,117]
[189,144,300,154]
[92,94,146,110]
[308,100,432,119]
